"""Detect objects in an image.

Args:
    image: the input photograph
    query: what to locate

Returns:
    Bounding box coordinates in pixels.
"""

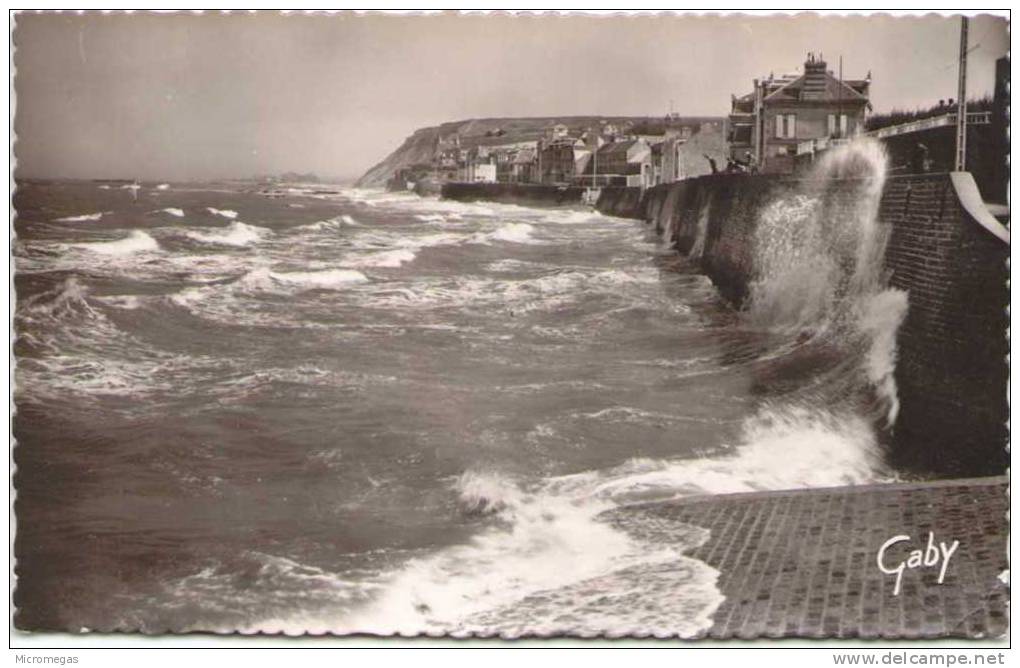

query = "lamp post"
[955,16,969,172]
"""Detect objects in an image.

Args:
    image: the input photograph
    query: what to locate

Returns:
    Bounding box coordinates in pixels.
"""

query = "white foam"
[328,463,725,637]
[571,405,888,504]
[73,230,159,256]
[454,470,523,515]
[485,259,549,274]
[278,377,885,638]
[95,295,144,310]
[859,289,909,426]
[340,249,417,268]
[14,277,197,401]
[185,221,269,247]
[297,215,362,232]
[55,212,107,222]
[206,207,238,219]
[749,137,891,334]
[157,207,185,218]
[540,209,603,225]
[486,222,535,244]
[155,183,170,190]
[239,267,369,292]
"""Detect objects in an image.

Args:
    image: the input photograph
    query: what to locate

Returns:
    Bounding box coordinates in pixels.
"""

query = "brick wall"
[880,174,1009,475]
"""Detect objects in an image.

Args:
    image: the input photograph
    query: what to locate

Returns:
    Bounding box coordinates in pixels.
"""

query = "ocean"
[13,143,906,636]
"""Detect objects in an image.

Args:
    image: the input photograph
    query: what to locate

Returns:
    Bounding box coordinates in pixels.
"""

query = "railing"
[795,112,993,156]
[865,111,992,140]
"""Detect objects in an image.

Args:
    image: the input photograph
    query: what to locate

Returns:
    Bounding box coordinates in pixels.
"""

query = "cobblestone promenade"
[632,477,1009,639]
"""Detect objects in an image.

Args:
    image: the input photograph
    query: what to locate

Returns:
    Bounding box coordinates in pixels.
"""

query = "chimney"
[801,53,829,99]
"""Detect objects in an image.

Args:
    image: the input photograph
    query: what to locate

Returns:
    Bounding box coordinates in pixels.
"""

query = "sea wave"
[326,465,721,637]
[322,393,889,637]
[185,221,270,247]
[14,277,197,401]
[237,267,370,292]
[296,214,362,232]
[54,212,108,222]
[72,230,159,256]
[206,207,238,219]
[486,222,535,244]
[340,249,417,268]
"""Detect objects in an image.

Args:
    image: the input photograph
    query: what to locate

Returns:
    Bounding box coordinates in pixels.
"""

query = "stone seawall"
[593,186,644,219]
[441,182,585,207]
[618,172,1008,477]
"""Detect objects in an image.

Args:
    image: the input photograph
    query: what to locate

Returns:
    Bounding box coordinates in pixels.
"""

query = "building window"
[828,114,850,137]
[775,114,796,139]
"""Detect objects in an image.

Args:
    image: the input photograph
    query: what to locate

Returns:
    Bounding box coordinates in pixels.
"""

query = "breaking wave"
[237,267,369,292]
[487,222,534,243]
[744,138,906,425]
[340,249,417,268]
[55,212,107,222]
[323,395,889,637]
[185,221,270,247]
[73,230,159,256]
[206,207,238,219]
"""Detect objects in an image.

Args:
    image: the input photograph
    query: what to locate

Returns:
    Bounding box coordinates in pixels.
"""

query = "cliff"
[356,115,725,187]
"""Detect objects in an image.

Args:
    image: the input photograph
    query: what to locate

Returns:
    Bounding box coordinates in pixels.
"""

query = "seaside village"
[387,50,1006,210]
[389,54,876,194]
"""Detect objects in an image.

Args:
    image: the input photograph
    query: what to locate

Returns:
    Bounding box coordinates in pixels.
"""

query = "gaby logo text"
[877,533,960,596]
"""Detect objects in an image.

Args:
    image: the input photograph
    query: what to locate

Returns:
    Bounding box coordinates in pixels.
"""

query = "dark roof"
[765,71,869,103]
[596,139,639,158]
[513,149,536,164]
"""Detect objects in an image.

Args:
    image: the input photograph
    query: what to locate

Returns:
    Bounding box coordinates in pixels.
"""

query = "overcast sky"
[13,12,1009,181]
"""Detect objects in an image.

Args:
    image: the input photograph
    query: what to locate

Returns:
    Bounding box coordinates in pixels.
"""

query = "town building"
[579,138,653,188]
[463,162,497,183]
[511,148,537,183]
[728,53,871,173]
[548,123,570,140]
[649,123,728,185]
[537,136,584,184]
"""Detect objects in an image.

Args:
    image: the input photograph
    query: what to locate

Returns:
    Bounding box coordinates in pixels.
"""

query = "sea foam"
[55,212,108,222]
[73,230,159,256]
[340,249,417,268]
[185,221,269,247]
[238,267,369,292]
[206,208,239,219]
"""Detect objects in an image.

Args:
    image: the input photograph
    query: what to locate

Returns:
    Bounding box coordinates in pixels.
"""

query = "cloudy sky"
[14,11,1009,181]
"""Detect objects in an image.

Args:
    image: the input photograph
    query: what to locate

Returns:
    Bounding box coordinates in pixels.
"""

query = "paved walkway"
[632,477,1009,639]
